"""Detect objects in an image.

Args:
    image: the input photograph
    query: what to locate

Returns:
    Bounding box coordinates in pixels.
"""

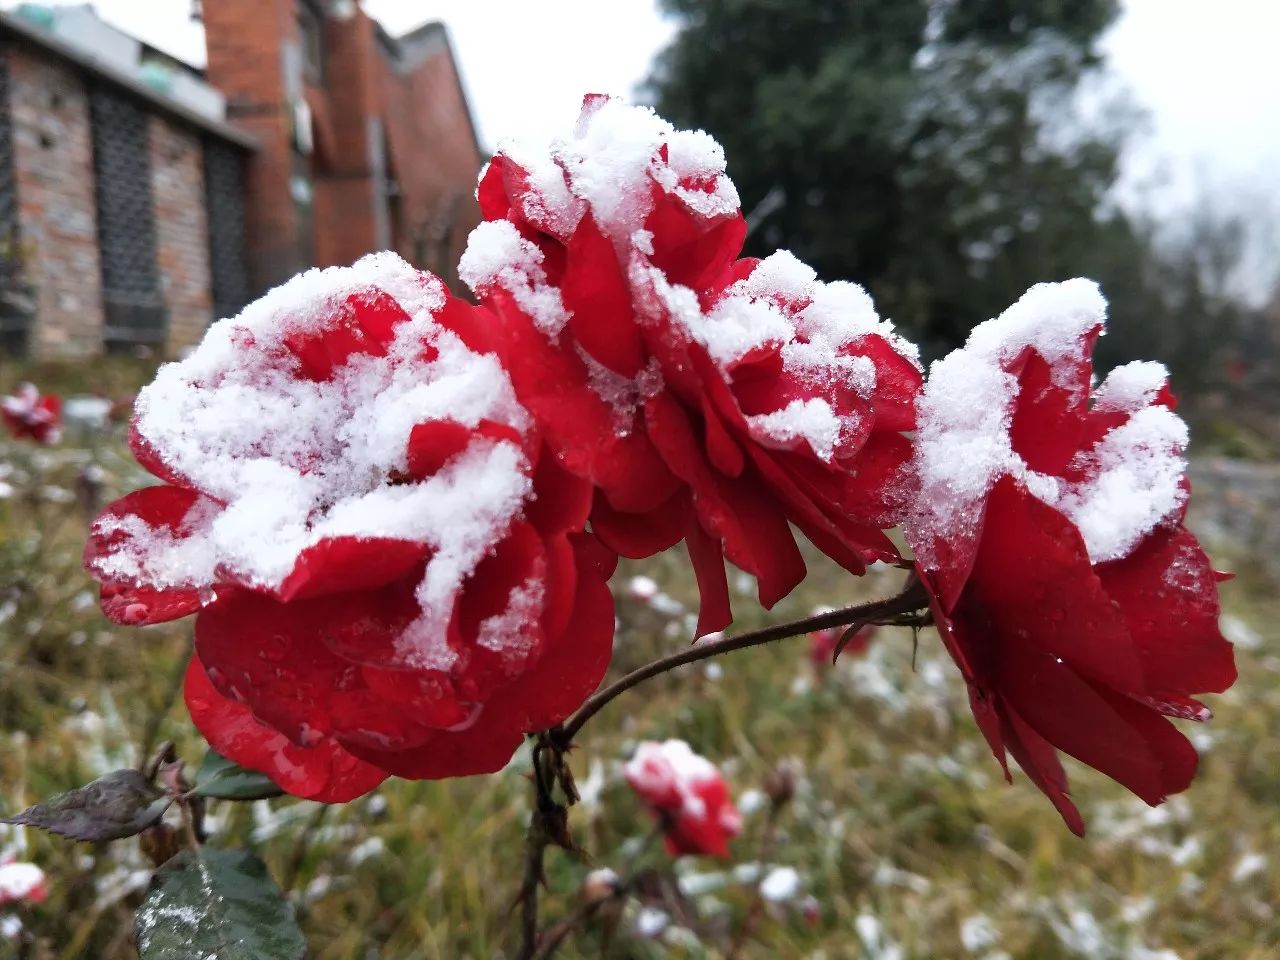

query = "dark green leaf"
[193,750,284,801]
[135,848,305,960]
[1,769,168,842]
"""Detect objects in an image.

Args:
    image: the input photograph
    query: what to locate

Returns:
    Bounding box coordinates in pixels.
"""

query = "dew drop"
[297,723,324,748]
[259,642,287,663]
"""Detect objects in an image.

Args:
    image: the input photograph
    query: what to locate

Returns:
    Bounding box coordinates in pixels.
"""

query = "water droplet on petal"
[260,642,287,663]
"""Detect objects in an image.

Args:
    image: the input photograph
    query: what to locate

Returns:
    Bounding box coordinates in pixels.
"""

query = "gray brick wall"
[150,114,212,353]
[8,50,104,357]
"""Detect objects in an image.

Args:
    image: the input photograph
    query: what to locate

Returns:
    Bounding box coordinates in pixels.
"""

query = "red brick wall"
[203,0,303,293]
[311,10,380,269]
[8,50,104,358]
[1,3,486,357]
[381,38,483,290]
[204,3,484,293]
[150,116,213,354]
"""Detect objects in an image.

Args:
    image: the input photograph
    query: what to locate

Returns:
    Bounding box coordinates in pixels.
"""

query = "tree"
[646,0,1211,360]
[647,0,928,323]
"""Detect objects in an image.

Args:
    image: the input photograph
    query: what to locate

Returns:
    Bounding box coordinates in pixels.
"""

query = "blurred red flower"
[84,254,616,802]
[1,383,61,444]
[0,860,47,905]
[907,280,1236,834]
[623,739,743,857]
[461,95,921,636]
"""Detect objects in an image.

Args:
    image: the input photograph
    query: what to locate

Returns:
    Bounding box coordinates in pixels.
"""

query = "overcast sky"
[5,0,1277,219]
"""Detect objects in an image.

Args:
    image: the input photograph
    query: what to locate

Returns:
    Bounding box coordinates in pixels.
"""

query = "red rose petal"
[276,537,430,603]
[998,700,1085,836]
[853,335,923,433]
[591,489,689,559]
[1007,344,1094,477]
[476,155,515,222]
[346,533,616,780]
[84,485,211,625]
[644,189,746,291]
[962,478,1143,696]
[526,450,594,537]
[685,515,733,638]
[405,420,472,478]
[195,591,438,752]
[563,214,646,376]
[995,641,1170,807]
[128,421,191,488]
[515,531,617,730]
[700,394,745,478]
[185,657,386,803]
[1096,526,1237,697]
[281,289,409,381]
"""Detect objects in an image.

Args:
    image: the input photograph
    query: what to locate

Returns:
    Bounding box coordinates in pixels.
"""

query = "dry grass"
[0,365,1276,959]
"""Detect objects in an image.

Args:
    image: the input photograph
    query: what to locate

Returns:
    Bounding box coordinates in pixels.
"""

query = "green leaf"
[135,848,305,960]
[1,769,169,842]
[193,750,284,801]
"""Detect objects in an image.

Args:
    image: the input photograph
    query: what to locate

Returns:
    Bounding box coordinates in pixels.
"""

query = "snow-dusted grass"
[1,362,1277,959]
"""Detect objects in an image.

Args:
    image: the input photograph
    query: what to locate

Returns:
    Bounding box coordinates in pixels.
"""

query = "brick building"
[0,1,483,358]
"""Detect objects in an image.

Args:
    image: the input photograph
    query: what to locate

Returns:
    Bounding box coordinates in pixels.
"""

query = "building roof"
[0,8,254,148]
[376,19,483,159]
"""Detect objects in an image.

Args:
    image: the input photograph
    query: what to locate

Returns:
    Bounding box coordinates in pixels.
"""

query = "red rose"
[623,739,743,857]
[1,383,61,444]
[84,253,616,802]
[906,279,1236,834]
[0,860,47,905]
[460,96,921,636]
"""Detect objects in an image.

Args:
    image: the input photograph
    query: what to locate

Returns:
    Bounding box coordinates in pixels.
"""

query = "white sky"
[1104,0,1280,205]
[364,0,676,151]
[3,0,1276,217]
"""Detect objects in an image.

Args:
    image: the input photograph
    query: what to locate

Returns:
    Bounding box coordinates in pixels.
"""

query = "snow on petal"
[458,220,570,336]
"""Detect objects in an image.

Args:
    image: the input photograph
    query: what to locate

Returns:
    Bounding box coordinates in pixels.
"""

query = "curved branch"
[554,574,930,746]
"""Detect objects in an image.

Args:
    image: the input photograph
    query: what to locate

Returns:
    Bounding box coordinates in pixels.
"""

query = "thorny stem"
[553,574,931,747]
[726,799,786,960]
[176,798,201,853]
[531,818,669,960]
[157,751,205,851]
[529,890,604,959]
[137,637,193,772]
[517,830,548,960]
[516,736,566,960]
